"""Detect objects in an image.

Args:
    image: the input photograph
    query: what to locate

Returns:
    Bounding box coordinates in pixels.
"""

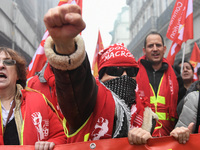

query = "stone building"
[111,0,200,64]
[0,0,59,64]
[126,0,200,64]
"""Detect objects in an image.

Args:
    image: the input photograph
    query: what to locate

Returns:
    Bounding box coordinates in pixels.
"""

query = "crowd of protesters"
[0,3,200,150]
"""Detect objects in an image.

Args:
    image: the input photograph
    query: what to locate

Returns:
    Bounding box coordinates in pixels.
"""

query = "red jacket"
[27,63,63,120]
[0,85,67,145]
[136,56,179,136]
[66,79,146,143]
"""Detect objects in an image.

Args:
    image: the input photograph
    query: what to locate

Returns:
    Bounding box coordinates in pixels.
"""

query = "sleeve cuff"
[44,35,86,70]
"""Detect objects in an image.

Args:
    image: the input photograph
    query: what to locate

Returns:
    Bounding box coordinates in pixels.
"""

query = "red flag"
[166,41,182,65]
[190,42,200,80]
[26,0,83,78]
[92,30,104,78]
[166,0,193,65]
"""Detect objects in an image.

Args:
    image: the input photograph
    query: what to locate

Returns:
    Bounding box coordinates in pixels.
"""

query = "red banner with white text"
[2,134,200,149]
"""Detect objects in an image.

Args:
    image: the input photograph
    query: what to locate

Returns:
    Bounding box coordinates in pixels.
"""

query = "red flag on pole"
[166,0,193,65]
[190,42,200,81]
[26,0,83,78]
[92,30,104,78]
[166,41,182,65]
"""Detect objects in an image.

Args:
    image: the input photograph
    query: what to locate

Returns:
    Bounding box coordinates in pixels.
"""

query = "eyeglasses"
[0,59,16,66]
[105,67,139,77]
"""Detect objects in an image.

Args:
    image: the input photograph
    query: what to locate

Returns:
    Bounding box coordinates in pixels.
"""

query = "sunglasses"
[1,59,16,66]
[105,66,139,77]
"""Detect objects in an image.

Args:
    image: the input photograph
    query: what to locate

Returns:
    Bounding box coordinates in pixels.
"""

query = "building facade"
[0,0,59,64]
[110,6,130,47]
[114,0,200,64]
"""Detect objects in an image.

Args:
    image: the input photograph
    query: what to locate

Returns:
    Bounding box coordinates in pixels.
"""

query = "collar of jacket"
[140,59,168,72]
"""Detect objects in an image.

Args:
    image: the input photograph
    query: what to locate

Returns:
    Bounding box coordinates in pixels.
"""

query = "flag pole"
[180,42,187,74]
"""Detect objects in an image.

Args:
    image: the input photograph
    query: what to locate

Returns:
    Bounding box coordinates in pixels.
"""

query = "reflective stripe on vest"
[149,76,174,122]
[63,114,92,141]
[20,117,25,145]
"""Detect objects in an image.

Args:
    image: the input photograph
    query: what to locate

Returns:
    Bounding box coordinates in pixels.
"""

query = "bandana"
[103,75,137,108]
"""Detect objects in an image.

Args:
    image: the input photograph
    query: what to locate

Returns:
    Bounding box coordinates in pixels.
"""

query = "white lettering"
[115,51,120,57]
[168,2,184,39]
[121,51,126,57]
[108,52,115,60]
[103,51,133,62]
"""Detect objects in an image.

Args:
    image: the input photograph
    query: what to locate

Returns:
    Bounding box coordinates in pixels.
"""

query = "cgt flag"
[92,30,104,78]
[166,0,193,65]
[26,0,82,78]
[190,42,200,81]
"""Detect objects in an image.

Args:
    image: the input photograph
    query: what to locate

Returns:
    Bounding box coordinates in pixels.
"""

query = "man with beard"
[43,4,158,144]
[136,31,180,137]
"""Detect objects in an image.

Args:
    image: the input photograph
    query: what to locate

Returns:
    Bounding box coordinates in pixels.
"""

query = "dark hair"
[178,60,194,73]
[197,67,200,76]
[99,67,106,80]
[0,47,27,88]
[144,31,164,48]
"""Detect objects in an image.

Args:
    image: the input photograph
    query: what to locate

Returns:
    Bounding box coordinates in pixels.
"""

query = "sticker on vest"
[91,117,110,140]
[31,112,49,140]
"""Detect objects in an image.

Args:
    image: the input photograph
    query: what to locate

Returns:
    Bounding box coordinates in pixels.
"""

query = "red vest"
[65,80,115,143]
[65,79,145,143]
[27,63,63,120]
[149,74,176,136]
[0,88,66,145]
[137,56,179,137]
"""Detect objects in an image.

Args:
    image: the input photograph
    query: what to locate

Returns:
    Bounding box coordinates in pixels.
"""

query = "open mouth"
[0,73,7,78]
[182,73,189,76]
[152,53,159,57]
